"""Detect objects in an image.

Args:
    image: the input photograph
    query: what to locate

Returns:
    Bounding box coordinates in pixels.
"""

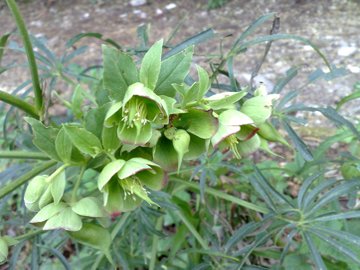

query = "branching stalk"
[0,90,39,118]
[5,0,43,115]
[0,160,57,199]
[171,177,269,214]
[0,151,49,160]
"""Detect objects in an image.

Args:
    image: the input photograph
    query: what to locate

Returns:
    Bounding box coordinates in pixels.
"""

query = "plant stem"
[149,216,163,270]
[176,209,220,267]
[0,160,57,199]
[0,90,39,118]
[15,230,44,242]
[0,151,49,160]
[5,0,43,115]
[91,212,131,270]
[171,177,269,214]
[71,166,86,203]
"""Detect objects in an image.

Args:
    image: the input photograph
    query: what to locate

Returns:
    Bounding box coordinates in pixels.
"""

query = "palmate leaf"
[309,229,360,265]
[297,171,324,208]
[140,39,163,90]
[282,120,313,162]
[102,45,138,101]
[25,117,60,161]
[301,179,337,210]
[64,125,103,158]
[155,46,193,97]
[305,179,360,217]
[303,232,326,270]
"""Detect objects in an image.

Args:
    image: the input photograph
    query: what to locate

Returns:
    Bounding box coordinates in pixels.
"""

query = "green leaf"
[55,128,73,163]
[240,94,279,125]
[196,65,210,99]
[175,109,218,139]
[68,223,112,259]
[50,170,66,204]
[98,160,126,191]
[64,125,102,157]
[43,208,82,231]
[0,33,11,65]
[155,46,193,96]
[163,28,214,59]
[30,202,67,223]
[140,39,163,90]
[0,237,8,264]
[303,232,327,270]
[25,117,60,161]
[72,197,105,218]
[282,121,313,162]
[172,129,190,172]
[84,104,110,140]
[207,91,247,110]
[71,84,85,119]
[102,45,138,101]
[336,86,360,110]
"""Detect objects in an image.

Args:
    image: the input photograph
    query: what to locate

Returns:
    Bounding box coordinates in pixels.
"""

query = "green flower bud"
[24,175,49,211]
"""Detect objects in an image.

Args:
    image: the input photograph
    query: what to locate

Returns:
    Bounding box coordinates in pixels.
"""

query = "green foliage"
[1,6,360,270]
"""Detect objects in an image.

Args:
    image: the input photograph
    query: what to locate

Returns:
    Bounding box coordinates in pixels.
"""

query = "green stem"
[15,230,44,242]
[91,212,131,270]
[171,177,269,214]
[0,160,57,199]
[149,217,163,270]
[71,166,86,203]
[176,209,220,267]
[0,151,49,160]
[5,0,43,114]
[0,90,39,118]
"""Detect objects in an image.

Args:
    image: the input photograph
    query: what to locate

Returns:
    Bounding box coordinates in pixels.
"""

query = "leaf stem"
[171,177,269,214]
[0,90,39,118]
[15,230,44,242]
[0,161,57,199]
[0,151,49,160]
[91,212,131,270]
[71,166,86,203]
[149,216,163,270]
[5,0,43,114]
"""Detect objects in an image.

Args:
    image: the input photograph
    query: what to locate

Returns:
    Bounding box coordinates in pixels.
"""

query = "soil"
[0,0,359,121]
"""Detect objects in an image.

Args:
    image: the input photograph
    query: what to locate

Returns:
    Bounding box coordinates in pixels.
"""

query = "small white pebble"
[337,46,357,57]
[130,0,146,6]
[156,8,163,15]
[347,65,360,74]
[165,3,176,10]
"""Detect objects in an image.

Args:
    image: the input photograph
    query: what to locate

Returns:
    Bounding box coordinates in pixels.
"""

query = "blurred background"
[0,0,359,119]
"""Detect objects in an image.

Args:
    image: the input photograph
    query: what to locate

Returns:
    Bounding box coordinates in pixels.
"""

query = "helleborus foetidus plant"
[15,39,284,262]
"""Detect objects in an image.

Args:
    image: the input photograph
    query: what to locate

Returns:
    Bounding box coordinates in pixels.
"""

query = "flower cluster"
[23,40,286,234]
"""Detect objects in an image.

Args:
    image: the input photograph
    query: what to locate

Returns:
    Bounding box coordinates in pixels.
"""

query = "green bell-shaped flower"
[154,109,219,172]
[98,158,164,213]
[105,82,168,146]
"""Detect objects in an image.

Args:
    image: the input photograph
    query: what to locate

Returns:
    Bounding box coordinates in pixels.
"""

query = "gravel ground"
[0,0,359,119]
